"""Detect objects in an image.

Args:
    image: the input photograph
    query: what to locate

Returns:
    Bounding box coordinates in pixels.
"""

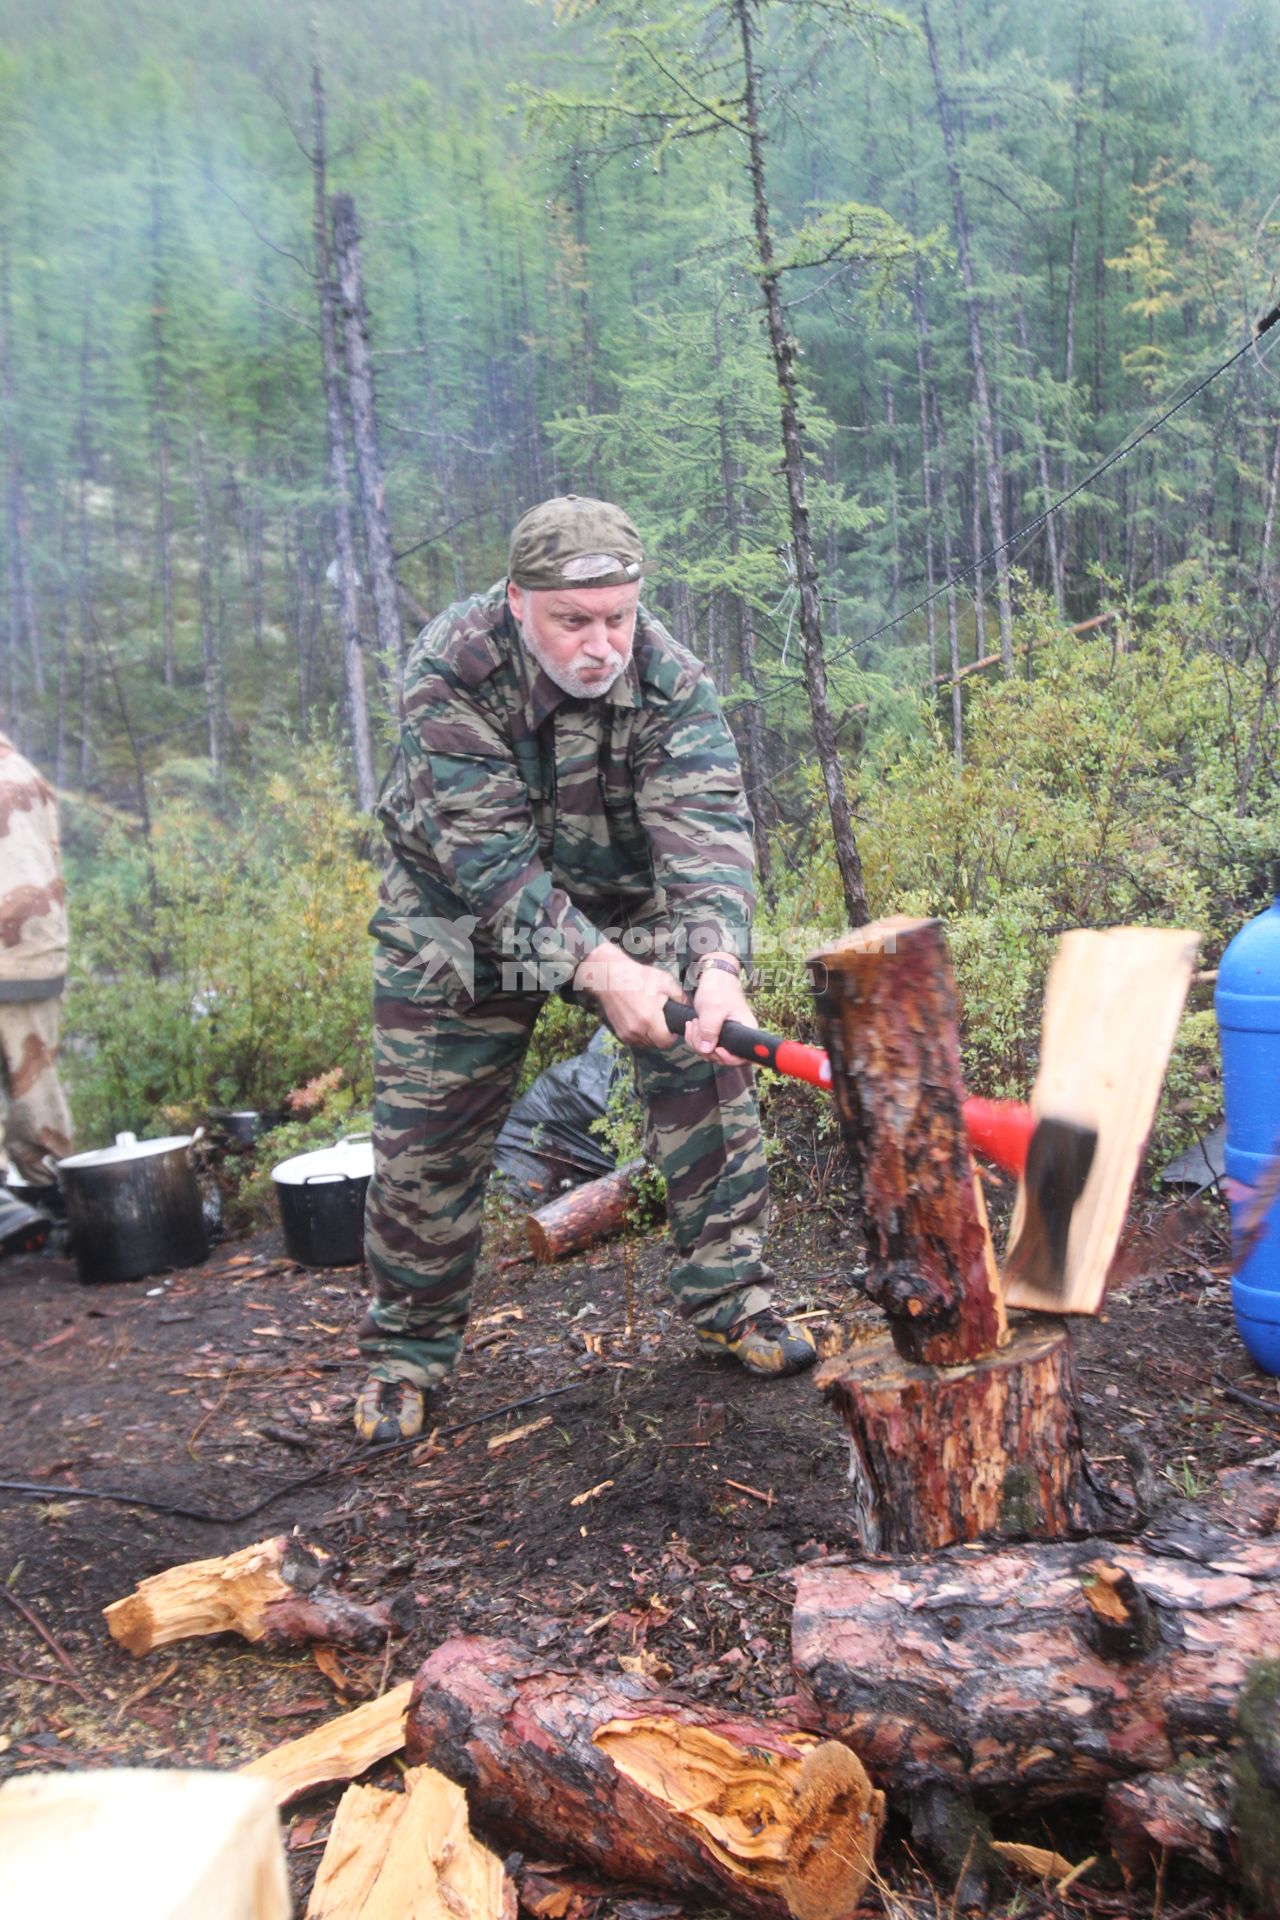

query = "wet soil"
[1,1172,1275,1917]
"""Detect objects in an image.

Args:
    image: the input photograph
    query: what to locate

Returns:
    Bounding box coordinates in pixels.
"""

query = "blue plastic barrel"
[1215,860,1280,1373]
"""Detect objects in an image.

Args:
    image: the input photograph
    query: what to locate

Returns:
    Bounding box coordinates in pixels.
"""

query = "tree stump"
[405,1635,886,1920]
[809,916,1004,1367]
[815,1320,1097,1554]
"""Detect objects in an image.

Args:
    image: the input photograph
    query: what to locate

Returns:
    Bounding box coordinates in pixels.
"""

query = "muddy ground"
[1,1164,1275,1917]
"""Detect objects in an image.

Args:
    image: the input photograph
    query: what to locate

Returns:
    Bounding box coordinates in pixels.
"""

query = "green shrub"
[66,746,378,1145]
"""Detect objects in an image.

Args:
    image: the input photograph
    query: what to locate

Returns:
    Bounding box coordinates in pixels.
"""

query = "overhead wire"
[728,295,1280,708]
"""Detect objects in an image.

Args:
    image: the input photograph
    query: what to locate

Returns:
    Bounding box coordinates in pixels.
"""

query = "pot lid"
[59,1131,196,1171]
[272,1135,374,1186]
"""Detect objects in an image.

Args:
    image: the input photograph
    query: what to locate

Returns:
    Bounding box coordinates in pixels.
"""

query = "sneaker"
[0,1189,51,1259]
[353,1373,427,1444]
[695,1305,818,1377]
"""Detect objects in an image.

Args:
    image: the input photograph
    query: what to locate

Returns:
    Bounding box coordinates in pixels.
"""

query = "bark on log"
[809,917,1003,1367]
[815,1320,1097,1553]
[105,1536,400,1657]
[526,1160,644,1263]
[304,1766,513,1920]
[792,1517,1280,1810]
[241,1681,413,1807]
[405,1635,886,1920]
[1102,1765,1234,1886]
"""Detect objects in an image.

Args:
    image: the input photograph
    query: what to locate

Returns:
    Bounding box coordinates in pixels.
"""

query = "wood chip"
[487,1416,552,1452]
[570,1480,614,1507]
[990,1840,1079,1881]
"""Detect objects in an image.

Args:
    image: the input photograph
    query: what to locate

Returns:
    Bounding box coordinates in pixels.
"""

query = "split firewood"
[809,917,1004,1367]
[241,1680,414,1807]
[525,1159,645,1262]
[816,1320,1099,1553]
[792,1516,1280,1809]
[1102,1765,1234,1885]
[304,1765,513,1920]
[406,1635,886,1920]
[0,1769,290,1919]
[105,1535,401,1657]
[1003,926,1198,1314]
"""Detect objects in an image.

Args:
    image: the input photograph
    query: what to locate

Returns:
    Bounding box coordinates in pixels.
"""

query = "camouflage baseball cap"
[507,495,645,591]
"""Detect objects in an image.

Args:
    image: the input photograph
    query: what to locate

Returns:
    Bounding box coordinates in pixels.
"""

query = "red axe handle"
[663,1001,1035,1178]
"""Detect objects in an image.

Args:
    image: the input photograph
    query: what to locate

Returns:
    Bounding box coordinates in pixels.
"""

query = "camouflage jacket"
[0,731,68,1001]
[372,585,755,1003]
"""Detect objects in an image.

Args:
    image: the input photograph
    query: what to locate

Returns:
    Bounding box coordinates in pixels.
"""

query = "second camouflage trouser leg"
[631,1042,773,1333]
[0,996,73,1184]
[362,959,541,1389]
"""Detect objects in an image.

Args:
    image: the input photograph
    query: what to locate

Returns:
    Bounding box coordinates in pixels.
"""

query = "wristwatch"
[691,955,742,984]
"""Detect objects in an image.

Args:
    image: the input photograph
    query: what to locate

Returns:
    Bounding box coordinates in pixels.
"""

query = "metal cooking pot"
[57,1131,210,1285]
[272,1135,372,1268]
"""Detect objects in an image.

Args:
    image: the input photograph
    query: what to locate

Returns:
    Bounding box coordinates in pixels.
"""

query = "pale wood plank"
[1003,927,1199,1314]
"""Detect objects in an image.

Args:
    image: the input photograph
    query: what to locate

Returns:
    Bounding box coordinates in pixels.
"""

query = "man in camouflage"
[0,731,73,1204]
[356,495,816,1444]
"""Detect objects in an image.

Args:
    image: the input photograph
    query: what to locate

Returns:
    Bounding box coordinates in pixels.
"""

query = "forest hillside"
[1,0,1277,1150]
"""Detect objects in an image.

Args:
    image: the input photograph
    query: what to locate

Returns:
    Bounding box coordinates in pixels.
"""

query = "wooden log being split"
[815,1320,1098,1555]
[0,1770,290,1920]
[105,1536,401,1657]
[241,1680,414,1807]
[305,1765,513,1920]
[525,1159,644,1263]
[405,1635,886,1920]
[809,917,1004,1367]
[791,1517,1280,1811]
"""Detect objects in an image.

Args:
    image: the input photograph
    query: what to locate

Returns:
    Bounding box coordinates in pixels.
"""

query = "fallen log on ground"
[105,1535,401,1656]
[525,1159,644,1262]
[792,1514,1280,1812]
[405,1634,886,1920]
[1102,1764,1234,1886]
[304,1764,513,1920]
[241,1680,414,1806]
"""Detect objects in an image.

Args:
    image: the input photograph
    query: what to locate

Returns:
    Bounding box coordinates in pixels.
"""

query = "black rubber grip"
[663,998,785,1066]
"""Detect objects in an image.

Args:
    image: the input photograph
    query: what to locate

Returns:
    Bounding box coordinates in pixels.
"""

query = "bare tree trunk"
[734,0,868,926]
[1,229,42,714]
[75,310,93,787]
[911,273,939,683]
[885,377,901,607]
[310,44,376,813]
[915,269,963,767]
[191,423,222,780]
[1016,299,1064,616]
[971,430,986,658]
[148,158,176,689]
[331,190,404,683]
[920,1,1014,672]
[712,305,771,891]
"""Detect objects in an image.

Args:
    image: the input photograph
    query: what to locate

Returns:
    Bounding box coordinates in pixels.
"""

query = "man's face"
[508,580,640,699]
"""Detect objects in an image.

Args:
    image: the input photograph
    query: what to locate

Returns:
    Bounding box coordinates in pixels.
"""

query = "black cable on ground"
[0,1380,589,1526]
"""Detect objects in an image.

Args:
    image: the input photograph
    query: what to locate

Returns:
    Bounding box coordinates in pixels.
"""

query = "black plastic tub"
[57,1132,209,1284]
[272,1135,372,1268]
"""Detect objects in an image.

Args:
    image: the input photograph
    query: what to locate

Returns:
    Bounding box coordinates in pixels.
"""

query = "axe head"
[1002,1115,1098,1299]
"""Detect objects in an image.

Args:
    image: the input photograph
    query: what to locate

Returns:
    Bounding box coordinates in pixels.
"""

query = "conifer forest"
[2,0,1279,1139]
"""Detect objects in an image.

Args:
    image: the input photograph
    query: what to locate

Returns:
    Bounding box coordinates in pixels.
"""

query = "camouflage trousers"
[0,995,73,1185]
[361,952,772,1388]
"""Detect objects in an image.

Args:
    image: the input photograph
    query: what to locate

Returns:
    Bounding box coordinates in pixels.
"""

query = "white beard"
[520,613,628,700]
